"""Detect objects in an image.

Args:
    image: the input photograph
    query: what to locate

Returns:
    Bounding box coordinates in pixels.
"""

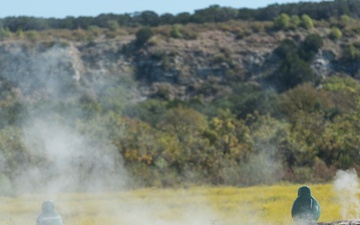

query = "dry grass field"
[0,183,348,225]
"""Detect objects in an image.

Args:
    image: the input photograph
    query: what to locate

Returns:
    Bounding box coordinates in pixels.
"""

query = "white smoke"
[14,117,129,193]
[0,42,132,194]
[333,169,360,219]
[0,41,281,225]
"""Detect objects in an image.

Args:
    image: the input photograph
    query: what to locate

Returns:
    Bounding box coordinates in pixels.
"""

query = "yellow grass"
[0,183,347,225]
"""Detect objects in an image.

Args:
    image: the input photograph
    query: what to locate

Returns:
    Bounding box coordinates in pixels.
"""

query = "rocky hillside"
[3,16,360,189]
[0,22,351,103]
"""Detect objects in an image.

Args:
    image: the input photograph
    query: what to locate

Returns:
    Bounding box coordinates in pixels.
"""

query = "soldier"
[291,186,321,225]
[36,201,63,225]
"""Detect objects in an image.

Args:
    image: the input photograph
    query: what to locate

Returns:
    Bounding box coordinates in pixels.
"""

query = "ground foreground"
[0,184,353,225]
[319,221,360,225]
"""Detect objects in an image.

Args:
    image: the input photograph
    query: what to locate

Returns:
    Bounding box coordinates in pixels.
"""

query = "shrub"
[273,13,290,30]
[339,14,351,28]
[329,27,342,40]
[179,26,197,40]
[274,39,298,58]
[290,15,301,29]
[71,29,87,41]
[298,33,323,62]
[303,33,323,51]
[135,27,153,47]
[232,28,251,39]
[155,84,172,100]
[16,29,24,39]
[106,20,119,31]
[251,22,263,33]
[25,30,39,41]
[277,56,315,91]
[293,167,313,183]
[0,28,12,39]
[170,25,182,39]
[342,44,360,61]
[301,14,314,30]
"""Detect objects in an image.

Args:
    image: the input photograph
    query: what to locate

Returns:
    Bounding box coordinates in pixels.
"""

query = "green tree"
[301,14,314,29]
[319,111,360,169]
[271,35,322,91]
[204,109,249,155]
[137,11,160,26]
[339,14,351,28]
[280,83,335,122]
[299,33,323,62]
[225,83,280,119]
[273,13,291,30]
[322,75,360,113]
[303,33,323,52]
[193,5,238,23]
[135,27,153,47]
[286,111,327,168]
[110,117,163,186]
[106,20,119,31]
[272,55,315,92]
[329,27,342,40]
[157,106,222,184]
[159,106,207,140]
[290,15,301,29]
[122,99,168,126]
[274,39,298,59]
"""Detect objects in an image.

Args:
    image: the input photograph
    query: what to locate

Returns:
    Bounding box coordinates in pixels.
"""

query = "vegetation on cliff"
[1,1,360,191]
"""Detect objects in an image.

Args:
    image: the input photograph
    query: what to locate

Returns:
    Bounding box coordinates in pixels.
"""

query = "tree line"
[0,69,360,189]
[1,0,360,31]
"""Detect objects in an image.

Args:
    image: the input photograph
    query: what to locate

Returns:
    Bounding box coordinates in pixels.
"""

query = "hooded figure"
[291,186,321,224]
[36,201,63,225]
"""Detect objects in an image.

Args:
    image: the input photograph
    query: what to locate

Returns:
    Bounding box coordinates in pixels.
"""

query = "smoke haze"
[16,117,129,193]
[0,42,133,194]
[0,39,300,225]
[333,169,360,219]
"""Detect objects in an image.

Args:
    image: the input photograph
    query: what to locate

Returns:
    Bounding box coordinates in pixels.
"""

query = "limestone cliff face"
[0,42,85,100]
[0,29,348,101]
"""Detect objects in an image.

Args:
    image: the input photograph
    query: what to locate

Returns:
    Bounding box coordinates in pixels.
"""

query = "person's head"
[298,186,311,197]
[42,201,55,214]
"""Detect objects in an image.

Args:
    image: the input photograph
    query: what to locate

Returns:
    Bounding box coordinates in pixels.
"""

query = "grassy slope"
[0,183,344,225]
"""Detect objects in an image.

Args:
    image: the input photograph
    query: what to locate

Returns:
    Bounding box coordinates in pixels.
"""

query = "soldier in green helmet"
[291,186,321,225]
[36,201,63,225]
